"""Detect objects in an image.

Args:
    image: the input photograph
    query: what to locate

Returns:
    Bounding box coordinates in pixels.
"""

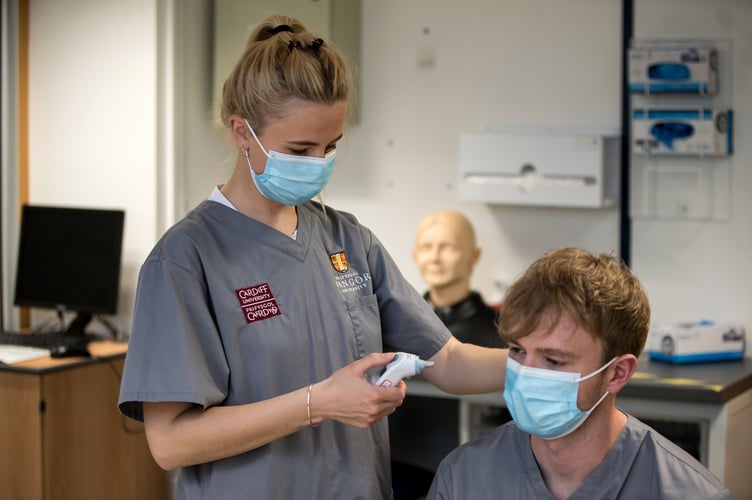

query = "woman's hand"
[311,352,406,428]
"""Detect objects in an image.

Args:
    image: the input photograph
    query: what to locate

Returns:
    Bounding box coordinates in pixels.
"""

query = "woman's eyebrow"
[287,134,343,147]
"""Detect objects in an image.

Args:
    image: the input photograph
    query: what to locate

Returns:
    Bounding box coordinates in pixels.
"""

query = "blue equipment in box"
[646,321,745,364]
[629,46,717,95]
[632,108,733,157]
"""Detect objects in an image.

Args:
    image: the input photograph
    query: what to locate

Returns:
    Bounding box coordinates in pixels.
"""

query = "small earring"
[242,149,250,159]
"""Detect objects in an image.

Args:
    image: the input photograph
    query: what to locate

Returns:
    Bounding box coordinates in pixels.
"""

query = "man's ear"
[228,114,251,149]
[606,354,638,395]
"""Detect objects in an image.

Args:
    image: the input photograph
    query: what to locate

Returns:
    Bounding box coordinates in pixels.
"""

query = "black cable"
[95,313,120,340]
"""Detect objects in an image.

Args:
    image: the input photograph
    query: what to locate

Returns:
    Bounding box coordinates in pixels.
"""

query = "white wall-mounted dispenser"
[458,126,621,208]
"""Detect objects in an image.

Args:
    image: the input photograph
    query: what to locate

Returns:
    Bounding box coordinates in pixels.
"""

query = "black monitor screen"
[13,205,125,325]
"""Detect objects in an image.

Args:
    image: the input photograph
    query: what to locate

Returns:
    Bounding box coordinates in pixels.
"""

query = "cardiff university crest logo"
[330,251,349,273]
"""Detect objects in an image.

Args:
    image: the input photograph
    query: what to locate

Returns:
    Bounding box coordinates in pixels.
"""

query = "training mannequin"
[390,211,508,500]
[412,210,504,348]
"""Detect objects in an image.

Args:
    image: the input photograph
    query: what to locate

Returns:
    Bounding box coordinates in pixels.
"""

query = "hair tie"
[271,24,293,35]
[287,40,302,53]
[311,38,325,52]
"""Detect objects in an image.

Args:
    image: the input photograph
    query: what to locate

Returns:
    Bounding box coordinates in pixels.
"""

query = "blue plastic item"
[650,121,694,149]
[648,62,691,81]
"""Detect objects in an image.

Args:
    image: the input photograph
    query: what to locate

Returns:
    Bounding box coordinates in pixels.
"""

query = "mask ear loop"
[587,390,611,411]
[576,356,618,383]
[243,119,269,156]
[578,356,619,413]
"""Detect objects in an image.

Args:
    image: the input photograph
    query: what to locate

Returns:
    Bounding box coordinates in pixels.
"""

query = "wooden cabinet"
[0,342,169,500]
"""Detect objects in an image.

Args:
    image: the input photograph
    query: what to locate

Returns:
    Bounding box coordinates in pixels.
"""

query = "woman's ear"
[606,354,638,395]
[228,115,251,149]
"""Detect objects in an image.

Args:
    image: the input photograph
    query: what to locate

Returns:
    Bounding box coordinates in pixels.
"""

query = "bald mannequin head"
[413,211,481,308]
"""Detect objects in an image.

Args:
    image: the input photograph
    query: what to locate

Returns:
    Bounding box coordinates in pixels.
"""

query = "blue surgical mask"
[243,119,336,206]
[503,356,617,440]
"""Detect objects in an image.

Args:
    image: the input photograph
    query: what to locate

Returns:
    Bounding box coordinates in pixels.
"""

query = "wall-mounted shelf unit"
[458,126,621,209]
[628,39,733,221]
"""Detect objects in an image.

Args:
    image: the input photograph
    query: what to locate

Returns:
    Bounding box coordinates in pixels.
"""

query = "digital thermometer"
[371,352,434,387]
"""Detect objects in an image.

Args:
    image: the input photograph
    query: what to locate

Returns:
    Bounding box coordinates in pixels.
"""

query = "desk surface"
[0,340,128,374]
[622,355,752,404]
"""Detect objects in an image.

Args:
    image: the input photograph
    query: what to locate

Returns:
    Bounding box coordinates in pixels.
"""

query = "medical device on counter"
[371,352,434,387]
[646,321,745,364]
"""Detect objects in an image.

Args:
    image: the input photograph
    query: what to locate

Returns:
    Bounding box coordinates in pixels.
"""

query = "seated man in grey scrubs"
[428,247,730,500]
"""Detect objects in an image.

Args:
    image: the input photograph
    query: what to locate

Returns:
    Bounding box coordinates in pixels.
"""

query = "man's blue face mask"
[503,356,617,440]
[243,119,336,206]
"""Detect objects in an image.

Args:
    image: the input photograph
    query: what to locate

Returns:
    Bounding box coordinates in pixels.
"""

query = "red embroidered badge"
[330,251,349,273]
[236,283,282,324]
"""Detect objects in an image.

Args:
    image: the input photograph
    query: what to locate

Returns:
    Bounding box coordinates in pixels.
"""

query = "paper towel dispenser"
[458,127,621,208]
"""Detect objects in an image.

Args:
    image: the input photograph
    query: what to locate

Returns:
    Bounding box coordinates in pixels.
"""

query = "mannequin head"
[413,211,481,308]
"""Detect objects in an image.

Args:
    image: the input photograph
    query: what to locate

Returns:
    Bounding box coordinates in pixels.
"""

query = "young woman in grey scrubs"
[118,13,507,500]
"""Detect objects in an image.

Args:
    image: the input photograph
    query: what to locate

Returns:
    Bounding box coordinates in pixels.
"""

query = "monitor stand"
[64,312,93,337]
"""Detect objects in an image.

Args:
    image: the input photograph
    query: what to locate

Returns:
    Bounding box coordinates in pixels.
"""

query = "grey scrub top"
[428,414,730,500]
[118,200,452,500]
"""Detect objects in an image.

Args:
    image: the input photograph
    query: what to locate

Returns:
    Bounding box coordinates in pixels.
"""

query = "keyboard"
[0,330,97,349]
[0,331,100,364]
[0,344,50,364]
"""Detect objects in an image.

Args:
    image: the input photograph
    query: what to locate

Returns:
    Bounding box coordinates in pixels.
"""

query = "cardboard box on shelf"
[646,321,745,364]
[632,108,733,157]
[629,46,717,95]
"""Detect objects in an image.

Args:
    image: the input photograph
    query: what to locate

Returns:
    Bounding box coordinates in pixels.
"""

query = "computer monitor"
[13,204,125,336]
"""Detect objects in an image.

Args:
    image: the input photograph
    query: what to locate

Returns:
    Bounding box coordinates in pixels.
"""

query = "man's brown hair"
[498,247,651,361]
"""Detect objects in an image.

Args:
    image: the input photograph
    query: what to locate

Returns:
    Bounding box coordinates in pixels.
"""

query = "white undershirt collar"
[208,186,298,239]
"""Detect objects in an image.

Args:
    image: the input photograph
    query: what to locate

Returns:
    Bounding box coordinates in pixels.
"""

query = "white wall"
[631,1,752,331]
[24,0,160,334]
[331,0,752,335]
[324,0,623,304]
